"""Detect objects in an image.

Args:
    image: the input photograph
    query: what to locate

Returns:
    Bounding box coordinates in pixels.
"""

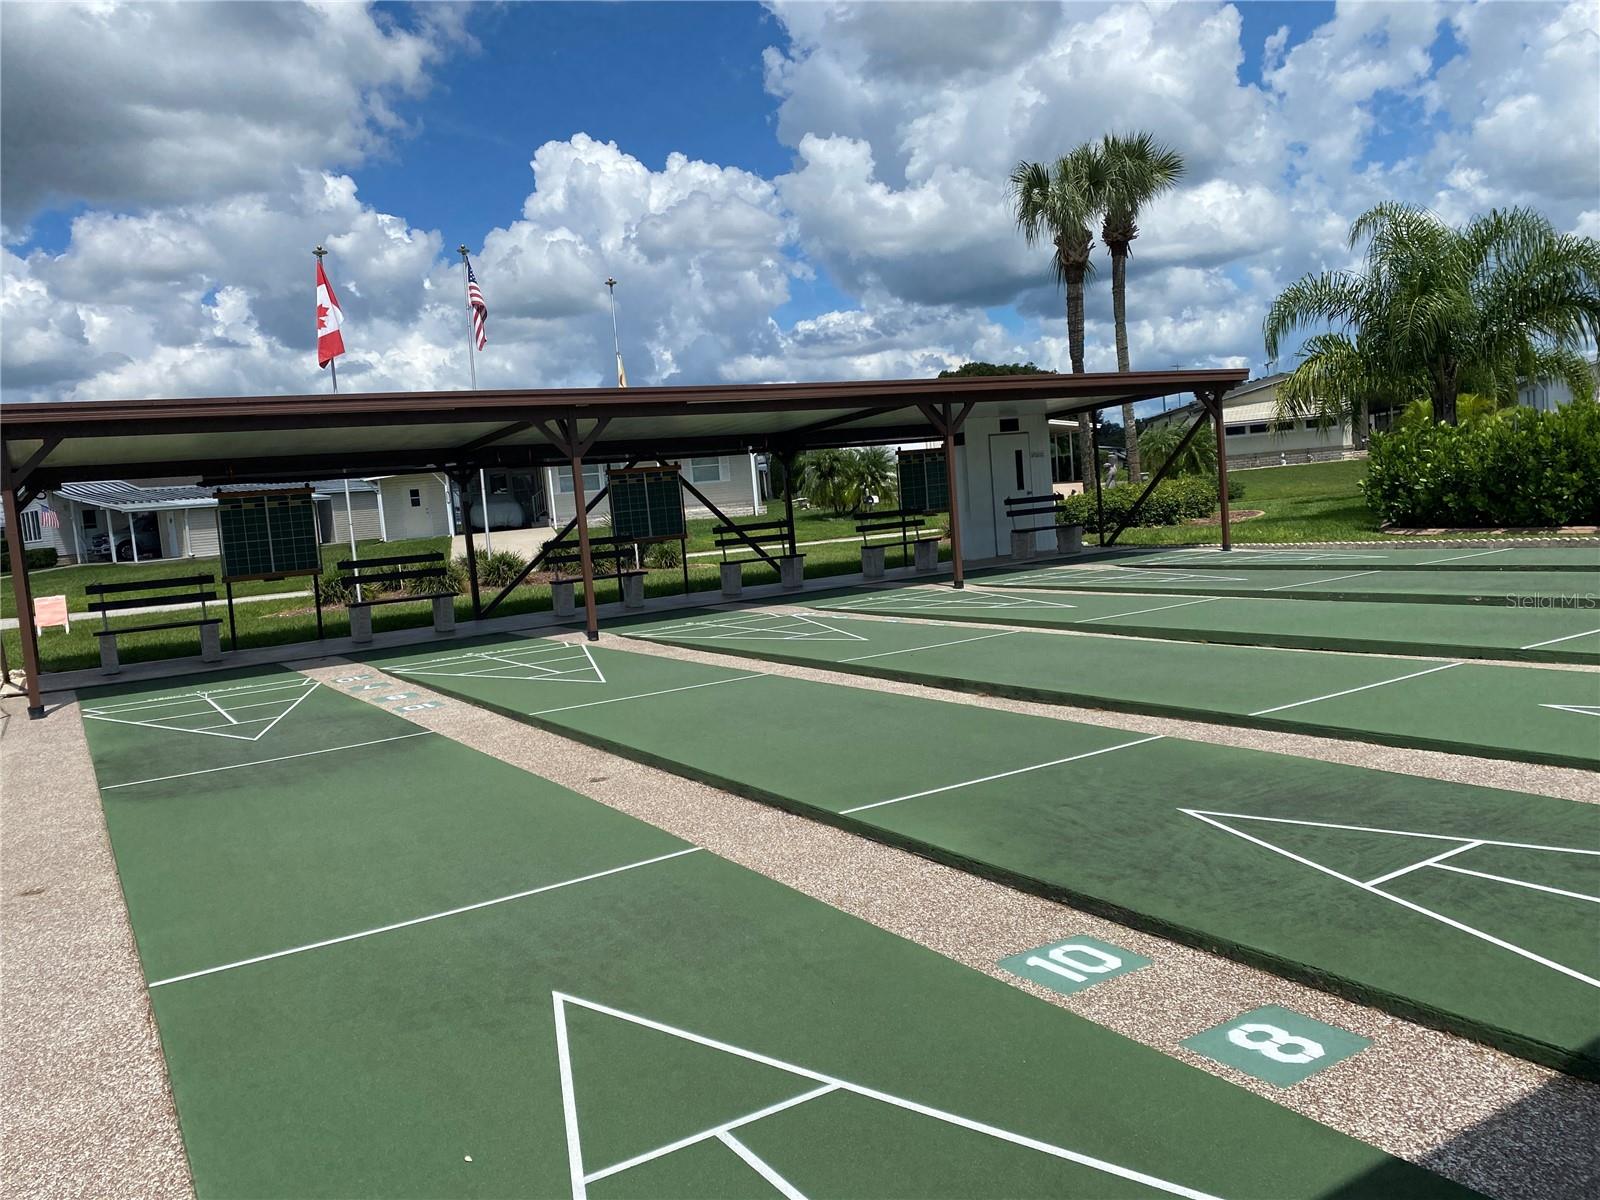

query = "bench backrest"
[85,574,217,615]
[1004,493,1065,520]
[337,551,451,590]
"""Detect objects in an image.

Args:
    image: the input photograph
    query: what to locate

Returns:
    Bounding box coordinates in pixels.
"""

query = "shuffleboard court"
[1067,545,1600,572]
[976,564,1598,607]
[359,637,1600,1077]
[615,609,1600,769]
[804,585,1600,663]
[77,667,1471,1198]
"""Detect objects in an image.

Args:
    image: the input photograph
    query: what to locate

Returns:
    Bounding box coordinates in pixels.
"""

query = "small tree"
[1138,419,1215,477]
[847,446,897,509]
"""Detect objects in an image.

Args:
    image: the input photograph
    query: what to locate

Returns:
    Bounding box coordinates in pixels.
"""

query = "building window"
[17,510,42,543]
[1247,422,1270,434]
[1225,425,1245,437]
[556,463,605,494]
[82,508,99,529]
[689,456,724,484]
[408,488,422,508]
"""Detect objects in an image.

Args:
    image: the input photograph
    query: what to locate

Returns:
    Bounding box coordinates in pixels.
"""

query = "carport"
[2,368,1247,714]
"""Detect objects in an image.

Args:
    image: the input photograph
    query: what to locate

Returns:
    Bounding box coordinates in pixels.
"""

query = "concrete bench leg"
[861,544,886,580]
[551,580,576,618]
[349,604,373,645]
[622,573,646,610]
[778,555,806,591]
[1058,523,1084,554]
[913,539,939,574]
[720,561,743,600]
[1011,528,1036,561]
[431,595,457,633]
[199,623,222,663]
[99,637,121,676]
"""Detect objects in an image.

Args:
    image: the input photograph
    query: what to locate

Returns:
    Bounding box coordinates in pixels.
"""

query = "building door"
[988,432,1031,554]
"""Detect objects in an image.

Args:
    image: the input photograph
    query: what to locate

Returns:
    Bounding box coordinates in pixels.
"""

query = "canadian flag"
[315,258,346,367]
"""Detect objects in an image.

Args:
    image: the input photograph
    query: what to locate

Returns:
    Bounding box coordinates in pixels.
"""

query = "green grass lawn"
[1116,459,1382,546]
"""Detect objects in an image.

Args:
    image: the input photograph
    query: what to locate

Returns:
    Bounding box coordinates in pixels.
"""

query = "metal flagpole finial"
[458,244,471,261]
[313,245,327,259]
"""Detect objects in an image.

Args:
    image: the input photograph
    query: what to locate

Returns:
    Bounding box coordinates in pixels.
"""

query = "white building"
[1516,356,1600,412]
[1148,373,1361,469]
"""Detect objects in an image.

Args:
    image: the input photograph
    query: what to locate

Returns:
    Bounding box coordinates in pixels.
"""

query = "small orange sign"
[34,594,69,632]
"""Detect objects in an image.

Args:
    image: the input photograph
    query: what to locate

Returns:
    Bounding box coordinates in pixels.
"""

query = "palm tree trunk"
[1066,266,1095,485]
[1432,360,1459,425]
[1110,247,1141,483]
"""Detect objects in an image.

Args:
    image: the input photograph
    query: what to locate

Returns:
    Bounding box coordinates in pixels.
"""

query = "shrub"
[1363,401,1600,527]
[0,545,59,572]
[643,540,683,569]
[1057,476,1221,532]
[471,549,528,589]
[318,563,355,606]
[408,557,469,597]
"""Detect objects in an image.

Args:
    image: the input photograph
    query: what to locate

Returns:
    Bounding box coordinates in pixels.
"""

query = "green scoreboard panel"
[898,448,949,513]
[216,490,323,581]
[608,466,686,541]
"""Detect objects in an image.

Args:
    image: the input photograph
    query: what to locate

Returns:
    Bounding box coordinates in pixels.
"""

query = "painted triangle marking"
[642,611,868,643]
[389,642,606,684]
[1541,704,1600,718]
[82,678,321,742]
[1182,809,1600,988]
[551,991,1220,1200]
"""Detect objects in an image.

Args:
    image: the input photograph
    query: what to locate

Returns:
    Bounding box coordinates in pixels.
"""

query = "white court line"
[1521,628,1600,650]
[150,847,702,988]
[843,735,1163,815]
[841,630,1017,662]
[1183,810,1600,988]
[1365,841,1483,887]
[1249,661,1463,716]
[81,677,313,715]
[526,673,770,716]
[1075,596,1221,623]
[1420,548,1509,566]
[83,680,321,743]
[1186,810,1600,857]
[719,1131,809,1200]
[552,992,1221,1200]
[1432,863,1600,904]
[102,730,434,790]
[1264,571,1380,591]
[583,1086,837,1185]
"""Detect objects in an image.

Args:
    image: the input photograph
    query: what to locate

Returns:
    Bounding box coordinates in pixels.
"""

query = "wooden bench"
[853,509,942,579]
[86,574,223,675]
[1003,493,1080,559]
[711,520,804,597]
[543,538,650,612]
[338,552,458,644]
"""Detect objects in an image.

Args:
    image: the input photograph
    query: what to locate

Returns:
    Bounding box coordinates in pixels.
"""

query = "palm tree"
[1010,147,1102,485]
[846,446,897,510]
[1265,203,1600,427]
[1097,132,1186,483]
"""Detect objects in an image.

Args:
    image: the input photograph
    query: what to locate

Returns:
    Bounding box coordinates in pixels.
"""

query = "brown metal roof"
[1,369,1246,487]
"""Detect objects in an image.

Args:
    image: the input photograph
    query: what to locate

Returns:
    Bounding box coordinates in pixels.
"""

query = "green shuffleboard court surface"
[358,637,1600,1078]
[76,666,1477,1198]
[1067,544,1600,572]
[976,563,1598,607]
[615,608,1600,770]
[804,584,1600,663]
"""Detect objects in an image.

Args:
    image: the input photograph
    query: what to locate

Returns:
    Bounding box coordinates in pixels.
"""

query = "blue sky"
[2,1,1594,410]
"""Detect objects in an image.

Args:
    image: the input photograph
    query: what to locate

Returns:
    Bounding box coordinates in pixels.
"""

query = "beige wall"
[323,490,383,544]
[378,475,451,540]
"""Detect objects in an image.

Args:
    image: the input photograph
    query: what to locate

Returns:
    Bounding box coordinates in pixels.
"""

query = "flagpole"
[605,276,625,387]
[459,245,491,551]
[316,244,359,595]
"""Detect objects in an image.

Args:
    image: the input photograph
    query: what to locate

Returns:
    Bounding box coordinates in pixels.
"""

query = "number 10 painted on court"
[998,936,1151,996]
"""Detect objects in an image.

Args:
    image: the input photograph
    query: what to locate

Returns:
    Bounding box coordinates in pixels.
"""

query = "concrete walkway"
[2,590,309,631]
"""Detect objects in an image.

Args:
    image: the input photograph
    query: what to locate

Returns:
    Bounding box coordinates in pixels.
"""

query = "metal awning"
[50,479,377,511]
[1,370,1247,488]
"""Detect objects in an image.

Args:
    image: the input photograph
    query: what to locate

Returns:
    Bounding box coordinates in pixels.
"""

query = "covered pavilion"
[2,368,1247,714]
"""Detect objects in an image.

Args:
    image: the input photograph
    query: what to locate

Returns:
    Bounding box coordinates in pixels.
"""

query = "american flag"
[466,260,488,350]
[39,504,59,530]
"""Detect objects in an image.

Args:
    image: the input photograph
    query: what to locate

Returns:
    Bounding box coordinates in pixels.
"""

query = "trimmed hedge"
[0,545,59,572]
[1058,475,1231,533]
[1363,401,1600,527]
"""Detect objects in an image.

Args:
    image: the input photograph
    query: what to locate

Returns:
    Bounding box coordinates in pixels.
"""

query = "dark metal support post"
[455,472,482,617]
[563,419,601,641]
[940,402,965,588]
[1105,403,1212,547]
[1089,414,1106,546]
[1,481,46,717]
[780,450,798,556]
[1207,390,1233,550]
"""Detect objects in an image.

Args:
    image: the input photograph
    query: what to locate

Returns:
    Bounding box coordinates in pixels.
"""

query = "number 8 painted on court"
[1225,1022,1325,1064]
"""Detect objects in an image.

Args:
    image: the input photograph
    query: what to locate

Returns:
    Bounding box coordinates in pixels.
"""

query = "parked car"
[89,515,162,561]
